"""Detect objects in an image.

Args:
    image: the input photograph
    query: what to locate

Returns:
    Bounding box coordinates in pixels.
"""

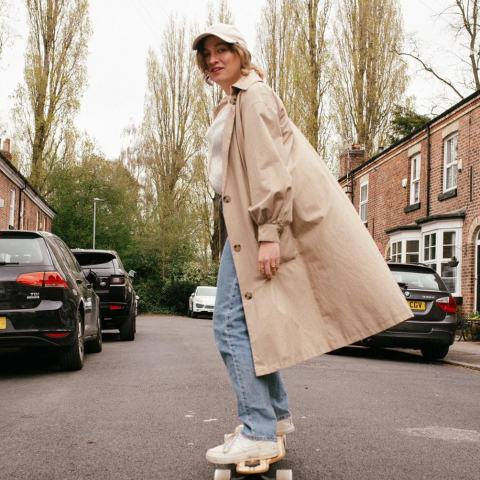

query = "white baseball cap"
[192,23,248,50]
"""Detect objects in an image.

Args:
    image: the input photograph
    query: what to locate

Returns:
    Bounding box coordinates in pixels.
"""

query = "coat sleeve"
[242,98,293,244]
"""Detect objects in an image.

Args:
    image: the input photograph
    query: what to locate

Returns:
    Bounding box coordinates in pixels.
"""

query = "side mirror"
[128,270,136,278]
[190,293,194,297]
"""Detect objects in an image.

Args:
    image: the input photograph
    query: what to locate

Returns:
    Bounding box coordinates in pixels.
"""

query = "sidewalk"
[403,340,480,371]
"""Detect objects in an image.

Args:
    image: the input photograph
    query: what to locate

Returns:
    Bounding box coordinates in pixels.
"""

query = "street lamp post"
[93,198,104,249]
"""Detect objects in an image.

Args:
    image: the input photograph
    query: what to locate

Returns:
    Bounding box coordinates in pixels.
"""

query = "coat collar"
[230,71,264,94]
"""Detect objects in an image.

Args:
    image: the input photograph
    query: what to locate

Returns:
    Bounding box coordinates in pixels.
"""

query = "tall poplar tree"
[11,0,91,193]
[332,0,407,158]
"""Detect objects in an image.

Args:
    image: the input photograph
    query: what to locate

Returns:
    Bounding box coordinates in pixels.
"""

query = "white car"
[188,286,217,318]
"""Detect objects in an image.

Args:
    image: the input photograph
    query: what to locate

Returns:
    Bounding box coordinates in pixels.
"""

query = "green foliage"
[388,104,431,144]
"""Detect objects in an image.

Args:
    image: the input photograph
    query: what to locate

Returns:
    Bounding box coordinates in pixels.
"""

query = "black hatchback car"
[358,262,457,360]
[0,231,102,371]
[72,249,136,341]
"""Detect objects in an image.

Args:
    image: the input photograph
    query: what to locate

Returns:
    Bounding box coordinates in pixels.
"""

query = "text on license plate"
[409,301,426,311]
[0,317,6,329]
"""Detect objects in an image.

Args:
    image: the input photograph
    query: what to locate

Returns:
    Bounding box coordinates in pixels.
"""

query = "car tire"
[187,308,192,317]
[192,311,198,318]
[421,345,449,360]
[59,311,84,371]
[119,307,135,341]
[85,314,102,353]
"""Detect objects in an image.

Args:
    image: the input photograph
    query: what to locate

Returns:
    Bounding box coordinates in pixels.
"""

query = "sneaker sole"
[206,447,280,465]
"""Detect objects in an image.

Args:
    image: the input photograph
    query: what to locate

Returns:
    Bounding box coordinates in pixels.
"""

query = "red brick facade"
[339,91,480,318]
[0,139,55,233]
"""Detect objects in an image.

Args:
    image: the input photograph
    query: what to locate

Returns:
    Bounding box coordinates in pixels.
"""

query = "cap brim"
[192,32,237,50]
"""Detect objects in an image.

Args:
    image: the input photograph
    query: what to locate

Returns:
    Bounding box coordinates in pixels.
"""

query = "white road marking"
[185,415,195,418]
[203,419,218,422]
[399,427,480,443]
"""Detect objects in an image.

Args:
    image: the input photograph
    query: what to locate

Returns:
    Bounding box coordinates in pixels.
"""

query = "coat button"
[234,245,241,252]
[223,195,231,203]
[245,292,252,300]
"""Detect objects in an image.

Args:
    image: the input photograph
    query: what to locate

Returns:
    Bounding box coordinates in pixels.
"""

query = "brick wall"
[339,93,480,317]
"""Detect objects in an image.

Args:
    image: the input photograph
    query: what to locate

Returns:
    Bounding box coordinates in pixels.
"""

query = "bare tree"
[400,0,480,99]
[11,0,91,192]
[256,0,333,163]
[0,0,16,63]
[332,0,408,158]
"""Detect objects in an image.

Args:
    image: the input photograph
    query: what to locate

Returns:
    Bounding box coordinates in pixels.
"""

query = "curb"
[436,358,480,372]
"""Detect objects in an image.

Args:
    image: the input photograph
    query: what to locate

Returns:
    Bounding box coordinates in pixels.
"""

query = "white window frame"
[20,199,25,230]
[410,154,421,205]
[391,241,402,263]
[9,188,15,228]
[359,180,368,223]
[443,133,458,192]
[421,219,463,295]
[388,231,421,264]
[36,211,40,231]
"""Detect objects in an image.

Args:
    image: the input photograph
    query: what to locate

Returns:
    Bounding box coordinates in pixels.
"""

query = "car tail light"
[436,295,456,313]
[110,276,125,285]
[16,272,44,286]
[16,271,68,288]
[44,333,69,338]
[44,272,69,288]
[109,305,124,310]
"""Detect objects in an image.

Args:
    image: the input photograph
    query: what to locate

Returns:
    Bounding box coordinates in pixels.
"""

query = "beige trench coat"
[217,71,412,376]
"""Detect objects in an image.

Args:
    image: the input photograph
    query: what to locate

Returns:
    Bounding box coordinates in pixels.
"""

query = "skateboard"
[213,435,293,480]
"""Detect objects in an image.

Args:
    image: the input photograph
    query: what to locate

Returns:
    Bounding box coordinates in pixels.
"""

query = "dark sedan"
[0,231,102,371]
[358,262,456,360]
[72,249,136,341]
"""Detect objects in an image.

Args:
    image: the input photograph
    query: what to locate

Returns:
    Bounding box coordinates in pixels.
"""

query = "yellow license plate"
[0,317,6,329]
[409,301,426,311]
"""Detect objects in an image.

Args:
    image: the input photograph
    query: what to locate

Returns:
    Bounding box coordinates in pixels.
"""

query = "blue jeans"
[213,238,291,441]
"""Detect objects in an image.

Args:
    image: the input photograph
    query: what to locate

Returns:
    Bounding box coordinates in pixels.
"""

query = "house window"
[20,199,25,230]
[405,240,420,263]
[391,241,402,262]
[441,231,457,293]
[410,155,421,204]
[9,189,16,228]
[424,232,437,270]
[36,211,40,231]
[43,216,47,231]
[359,181,368,223]
[444,133,458,192]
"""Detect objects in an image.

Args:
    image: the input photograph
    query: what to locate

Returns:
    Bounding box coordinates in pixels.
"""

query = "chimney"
[0,138,12,162]
[339,143,365,179]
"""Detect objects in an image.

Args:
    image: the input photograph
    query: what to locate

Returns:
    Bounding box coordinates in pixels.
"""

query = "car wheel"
[421,345,449,360]
[59,311,84,371]
[119,307,135,341]
[85,314,102,353]
[187,308,192,317]
[192,310,198,318]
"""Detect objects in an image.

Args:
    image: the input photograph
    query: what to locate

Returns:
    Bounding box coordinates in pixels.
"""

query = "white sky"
[0,0,465,159]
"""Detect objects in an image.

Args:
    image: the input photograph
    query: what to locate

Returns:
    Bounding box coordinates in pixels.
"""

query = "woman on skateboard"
[192,23,412,466]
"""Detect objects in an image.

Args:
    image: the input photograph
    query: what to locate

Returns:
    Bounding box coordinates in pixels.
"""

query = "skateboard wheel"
[214,469,231,480]
[276,469,293,480]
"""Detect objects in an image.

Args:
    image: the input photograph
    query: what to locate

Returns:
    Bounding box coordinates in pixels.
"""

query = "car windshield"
[0,236,50,265]
[73,252,115,268]
[390,268,444,291]
[197,287,217,296]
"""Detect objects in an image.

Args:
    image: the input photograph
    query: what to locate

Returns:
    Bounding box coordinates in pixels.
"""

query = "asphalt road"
[1,315,480,480]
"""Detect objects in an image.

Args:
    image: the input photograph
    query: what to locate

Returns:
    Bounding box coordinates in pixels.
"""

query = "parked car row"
[0,231,137,371]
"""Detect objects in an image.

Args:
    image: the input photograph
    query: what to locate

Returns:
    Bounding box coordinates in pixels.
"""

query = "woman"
[192,23,412,465]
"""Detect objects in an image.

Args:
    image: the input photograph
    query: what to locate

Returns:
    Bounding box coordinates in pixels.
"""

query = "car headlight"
[195,303,204,309]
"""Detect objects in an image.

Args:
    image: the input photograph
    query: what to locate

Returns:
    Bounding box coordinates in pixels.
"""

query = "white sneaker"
[206,433,279,464]
[234,417,295,436]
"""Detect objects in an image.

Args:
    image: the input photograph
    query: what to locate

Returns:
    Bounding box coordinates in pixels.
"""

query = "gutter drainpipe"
[426,125,431,217]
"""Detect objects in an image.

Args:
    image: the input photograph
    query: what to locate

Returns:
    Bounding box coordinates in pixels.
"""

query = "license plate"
[0,317,6,329]
[409,301,426,311]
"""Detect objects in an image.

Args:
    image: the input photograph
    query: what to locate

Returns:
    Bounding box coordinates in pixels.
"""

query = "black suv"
[358,263,457,360]
[72,249,136,341]
[0,231,102,371]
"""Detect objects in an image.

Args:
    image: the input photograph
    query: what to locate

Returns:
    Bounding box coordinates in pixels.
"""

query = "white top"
[206,102,233,195]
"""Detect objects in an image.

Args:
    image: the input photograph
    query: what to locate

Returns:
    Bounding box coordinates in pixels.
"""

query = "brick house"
[338,90,480,317]
[0,138,55,232]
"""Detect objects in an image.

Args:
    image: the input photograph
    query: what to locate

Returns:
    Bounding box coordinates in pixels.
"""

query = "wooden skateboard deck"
[213,435,292,480]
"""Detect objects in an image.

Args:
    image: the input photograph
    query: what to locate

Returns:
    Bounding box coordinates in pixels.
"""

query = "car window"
[55,240,82,273]
[0,235,51,265]
[390,268,444,291]
[196,287,217,296]
[73,252,116,268]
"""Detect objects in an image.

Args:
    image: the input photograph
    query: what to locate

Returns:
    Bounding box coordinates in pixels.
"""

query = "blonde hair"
[195,40,265,86]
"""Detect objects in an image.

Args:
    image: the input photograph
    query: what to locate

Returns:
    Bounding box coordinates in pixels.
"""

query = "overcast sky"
[0,0,463,159]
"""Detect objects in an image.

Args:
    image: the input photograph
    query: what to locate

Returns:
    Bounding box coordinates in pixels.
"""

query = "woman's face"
[202,35,242,93]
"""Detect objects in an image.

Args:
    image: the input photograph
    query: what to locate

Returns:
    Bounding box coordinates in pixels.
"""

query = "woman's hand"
[258,242,280,279]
